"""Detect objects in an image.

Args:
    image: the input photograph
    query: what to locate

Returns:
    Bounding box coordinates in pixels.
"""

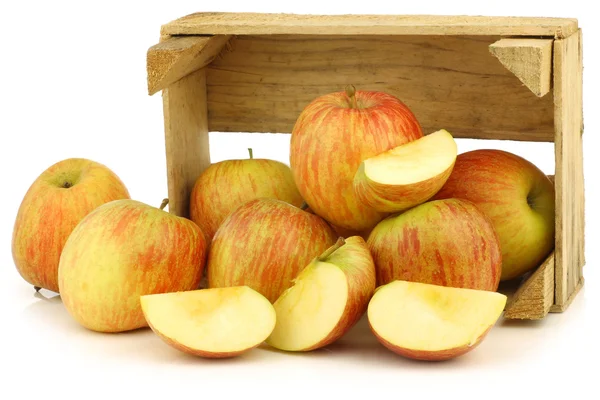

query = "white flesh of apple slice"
[141,286,275,357]
[364,129,457,185]
[368,280,506,356]
[267,262,347,351]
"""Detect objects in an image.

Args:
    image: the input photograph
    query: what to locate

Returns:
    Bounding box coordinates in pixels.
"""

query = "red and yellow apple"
[368,280,507,361]
[141,287,275,358]
[267,236,375,351]
[190,149,303,244]
[367,198,502,291]
[290,86,423,232]
[208,198,337,303]
[58,199,207,333]
[354,129,457,213]
[433,149,555,280]
[12,158,130,293]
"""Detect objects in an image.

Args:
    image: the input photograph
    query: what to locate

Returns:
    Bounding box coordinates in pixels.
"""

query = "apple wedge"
[141,287,276,358]
[354,129,457,213]
[368,280,507,361]
[266,236,376,352]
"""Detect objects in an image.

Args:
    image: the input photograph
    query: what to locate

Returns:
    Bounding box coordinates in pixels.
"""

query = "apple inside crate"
[146,13,585,321]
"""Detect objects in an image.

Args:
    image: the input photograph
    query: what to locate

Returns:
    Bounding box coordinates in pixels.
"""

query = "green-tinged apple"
[354,129,457,213]
[12,158,130,293]
[290,85,423,232]
[367,198,502,291]
[207,198,337,303]
[190,148,303,244]
[141,287,275,358]
[267,236,375,351]
[368,280,507,361]
[58,199,207,333]
[433,149,555,280]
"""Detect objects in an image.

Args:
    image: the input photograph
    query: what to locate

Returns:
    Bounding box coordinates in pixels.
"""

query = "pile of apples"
[12,86,555,362]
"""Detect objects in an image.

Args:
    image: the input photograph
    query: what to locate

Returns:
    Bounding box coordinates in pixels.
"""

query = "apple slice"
[368,280,507,361]
[141,286,276,358]
[354,129,457,212]
[266,236,375,352]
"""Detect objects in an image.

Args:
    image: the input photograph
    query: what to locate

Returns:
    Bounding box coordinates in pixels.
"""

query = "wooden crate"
[146,13,585,320]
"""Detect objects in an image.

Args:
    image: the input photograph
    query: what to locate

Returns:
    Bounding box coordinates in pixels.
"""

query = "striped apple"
[207,198,337,303]
[367,198,502,291]
[12,158,130,293]
[190,148,303,244]
[290,86,423,232]
[58,199,207,333]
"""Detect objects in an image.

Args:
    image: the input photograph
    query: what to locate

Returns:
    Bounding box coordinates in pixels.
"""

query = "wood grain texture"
[147,35,231,95]
[162,68,210,218]
[503,251,554,320]
[554,29,584,307]
[489,38,553,97]
[205,35,554,141]
[161,13,577,38]
[550,277,584,312]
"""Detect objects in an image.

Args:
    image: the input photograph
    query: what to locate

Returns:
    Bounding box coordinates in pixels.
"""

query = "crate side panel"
[205,35,554,141]
[163,68,211,217]
[554,30,584,306]
[162,13,578,38]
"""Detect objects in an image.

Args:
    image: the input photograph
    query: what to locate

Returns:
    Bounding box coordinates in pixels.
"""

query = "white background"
[1,1,598,399]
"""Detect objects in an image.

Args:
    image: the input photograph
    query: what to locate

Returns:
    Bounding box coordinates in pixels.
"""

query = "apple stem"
[159,198,169,211]
[318,237,346,261]
[248,148,253,159]
[345,84,358,109]
[34,286,41,292]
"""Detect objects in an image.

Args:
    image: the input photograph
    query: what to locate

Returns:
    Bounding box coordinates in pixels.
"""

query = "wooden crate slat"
[489,38,553,97]
[205,35,554,141]
[147,35,231,95]
[161,13,577,38]
[162,68,211,218]
[553,29,585,306]
[504,251,554,320]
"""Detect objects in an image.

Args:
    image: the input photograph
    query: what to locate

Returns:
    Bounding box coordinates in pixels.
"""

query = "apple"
[290,85,423,232]
[141,286,275,358]
[354,129,457,213]
[267,236,375,351]
[58,199,207,333]
[190,148,303,244]
[207,198,337,303]
[367,198,502,291]
[12,158,130,293]
[433,149,555,280]
[368,280,507,361]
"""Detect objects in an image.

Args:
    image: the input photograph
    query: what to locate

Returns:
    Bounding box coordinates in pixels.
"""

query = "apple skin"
[207,198,337,303]
[369,322,493,362]
[12,158,130,293]
[58,199,207,333]
[432,150,555,280]
[367,198,502,291]
[190,155,303,244]
[290,88,423,232]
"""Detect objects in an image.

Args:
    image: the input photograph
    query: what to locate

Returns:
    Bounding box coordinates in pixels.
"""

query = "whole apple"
[367,198,502,291]
[290,86,423,232]
[433,149,555,280]
[207,198,337,303]
[190,148,303,244]
[12,158,130,293]
[58,199,207,333]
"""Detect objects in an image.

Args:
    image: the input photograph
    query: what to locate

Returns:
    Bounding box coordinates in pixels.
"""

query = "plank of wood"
[147,35,231,95]
[489,38,553,97]
[550,277,584,312]
[161,13,578,38]
[503,251,554,320]
[162,68,211,218]
[205,35,555,141]
[554,29,585,307]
